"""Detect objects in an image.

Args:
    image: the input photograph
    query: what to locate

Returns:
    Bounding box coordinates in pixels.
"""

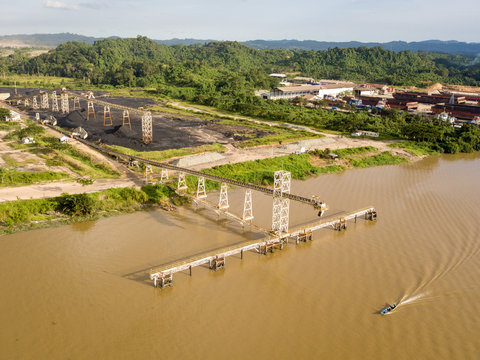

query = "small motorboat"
[380,303,397,315]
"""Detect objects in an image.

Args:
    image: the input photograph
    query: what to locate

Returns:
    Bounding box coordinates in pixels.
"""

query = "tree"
[0,108,11,120]
[57,193,95,216]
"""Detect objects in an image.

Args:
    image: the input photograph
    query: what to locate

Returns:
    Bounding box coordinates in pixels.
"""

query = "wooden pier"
[149,207,377,288]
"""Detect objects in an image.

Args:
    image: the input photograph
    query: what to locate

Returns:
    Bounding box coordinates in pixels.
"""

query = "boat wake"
[398,292,428,306]
[396,226,480,309]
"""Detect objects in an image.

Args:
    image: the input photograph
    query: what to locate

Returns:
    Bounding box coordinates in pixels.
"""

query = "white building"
[5,110,21,121]
[351,130,379,137]
[437,112,456,124]
[269,73,287,78]
[262,83,354,100]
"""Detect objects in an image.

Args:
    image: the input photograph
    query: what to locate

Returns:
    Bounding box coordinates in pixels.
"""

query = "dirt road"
[0,178,139,203]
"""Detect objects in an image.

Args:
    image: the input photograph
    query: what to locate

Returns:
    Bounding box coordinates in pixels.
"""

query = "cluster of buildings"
[261,74,394,101]
[393,91,480,122]
[259,74,480,125]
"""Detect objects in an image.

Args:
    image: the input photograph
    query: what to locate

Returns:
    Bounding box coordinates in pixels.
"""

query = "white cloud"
[43,0,79,10]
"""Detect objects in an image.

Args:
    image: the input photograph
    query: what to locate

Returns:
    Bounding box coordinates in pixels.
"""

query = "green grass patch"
[1,155,21,168]
[317,165,346,173]
[0,197,58,227]
[106,143,227,162]
[0,168,69,186]
[37,137,119,178]
[349,151,407,168]
[203,153,323,187]
[389,141,441,156]
[0,121,21,131]
[3,123,45,141]
[312,146,377,158]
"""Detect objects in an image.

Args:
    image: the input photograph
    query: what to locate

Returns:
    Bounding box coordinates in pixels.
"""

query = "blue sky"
[1,0,479,42]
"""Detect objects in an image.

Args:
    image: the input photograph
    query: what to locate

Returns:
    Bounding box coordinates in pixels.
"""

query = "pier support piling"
[160,168,169,183]
[196,177,207,199]
[86,92,95,120]
[87,101,95,120]
[272,170,291,235]
[365,210,377,221]
[144,165,153,184]
[142,112,153,144]
[334,218,347,231]
[61,92,69,114]
[51,92,59,112]
[210,256,225,271]
[103,106,112,126]
[218,183,229,210]
[177,173,187,192]
[242,189,253,222]
[41,93,49,109]
[72,97,80,111]
[122,110,131,129]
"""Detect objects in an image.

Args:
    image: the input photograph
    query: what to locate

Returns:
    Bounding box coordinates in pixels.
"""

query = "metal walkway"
[149,206,376,288]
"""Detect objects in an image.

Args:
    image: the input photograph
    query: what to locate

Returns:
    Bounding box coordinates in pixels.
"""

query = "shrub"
[141,184,175,203]
[57,193,95,216]
[5,123,45,140]
[0,108,11,119]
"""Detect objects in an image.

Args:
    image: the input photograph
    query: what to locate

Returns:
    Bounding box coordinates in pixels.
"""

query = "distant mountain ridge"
[243,39,480,56]
[0,33,99,47]
[1,33,479,56]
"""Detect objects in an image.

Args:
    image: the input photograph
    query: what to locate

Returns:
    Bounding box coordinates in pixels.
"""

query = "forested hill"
[2,36,479,87]
[2,33,480,57]
[243,40,480,57]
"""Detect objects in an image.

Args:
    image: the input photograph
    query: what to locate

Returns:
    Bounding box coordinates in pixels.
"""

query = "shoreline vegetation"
[0,146,412,235]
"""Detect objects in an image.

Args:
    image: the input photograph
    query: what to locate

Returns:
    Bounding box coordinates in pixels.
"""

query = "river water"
[1,154,480,359]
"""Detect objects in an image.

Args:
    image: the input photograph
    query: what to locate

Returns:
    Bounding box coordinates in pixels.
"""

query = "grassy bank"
[0,169,69,186]
[349,151,407,167]
[202,153,333,188]
[389,141,442,156]
[191,146,406,190]
[0,184,187,235]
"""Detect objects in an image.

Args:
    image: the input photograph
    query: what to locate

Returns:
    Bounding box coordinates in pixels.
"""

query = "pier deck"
[149,206,376,287]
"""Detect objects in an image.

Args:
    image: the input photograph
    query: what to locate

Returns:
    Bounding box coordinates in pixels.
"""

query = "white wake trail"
[399,292,428,305]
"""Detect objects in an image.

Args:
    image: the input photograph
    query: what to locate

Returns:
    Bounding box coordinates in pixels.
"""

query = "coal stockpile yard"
[4,87,278,152]
[57,108,223,151]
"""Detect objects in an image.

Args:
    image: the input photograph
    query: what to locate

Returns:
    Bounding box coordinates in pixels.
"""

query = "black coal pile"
[99,96,156,109]
[113,125,136,138]
[60,110,87,129]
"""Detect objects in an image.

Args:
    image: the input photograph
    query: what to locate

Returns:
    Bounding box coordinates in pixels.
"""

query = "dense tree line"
[2,36,480,87]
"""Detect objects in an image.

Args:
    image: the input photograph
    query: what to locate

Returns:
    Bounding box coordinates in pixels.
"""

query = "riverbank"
[0,184,188,235]
[0,146,414,235]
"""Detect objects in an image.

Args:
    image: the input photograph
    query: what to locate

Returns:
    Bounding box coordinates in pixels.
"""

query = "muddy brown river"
[1,153,480,359]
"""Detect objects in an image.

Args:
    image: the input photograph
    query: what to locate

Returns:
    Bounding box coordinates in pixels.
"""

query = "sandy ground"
[0,178,138,203]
